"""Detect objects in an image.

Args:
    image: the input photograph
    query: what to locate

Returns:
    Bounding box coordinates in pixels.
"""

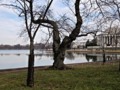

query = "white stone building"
[97,27,120,47]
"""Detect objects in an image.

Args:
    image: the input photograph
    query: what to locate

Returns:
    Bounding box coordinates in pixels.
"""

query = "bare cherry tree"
[29,0,82,69]
[1,0,53,87]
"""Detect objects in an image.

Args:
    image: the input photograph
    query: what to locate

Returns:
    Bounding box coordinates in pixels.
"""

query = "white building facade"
[97,27,120,47]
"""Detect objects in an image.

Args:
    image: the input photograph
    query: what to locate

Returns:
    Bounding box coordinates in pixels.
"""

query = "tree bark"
[27,40,34,87]
[52,0,82,69]
[32,0,82,70]
[52,44,66,69]
[52,36,70,69]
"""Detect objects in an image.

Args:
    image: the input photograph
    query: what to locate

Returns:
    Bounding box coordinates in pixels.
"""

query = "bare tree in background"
[94,0,120,70]
[1,0,53,87]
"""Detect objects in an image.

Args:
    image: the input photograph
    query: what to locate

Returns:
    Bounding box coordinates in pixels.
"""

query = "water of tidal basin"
[0,50,119,70]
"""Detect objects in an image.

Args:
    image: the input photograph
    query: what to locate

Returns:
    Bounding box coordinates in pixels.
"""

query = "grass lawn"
[0,61,120,90]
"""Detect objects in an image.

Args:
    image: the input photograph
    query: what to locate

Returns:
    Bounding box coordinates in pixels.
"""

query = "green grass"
[0,62,120,90]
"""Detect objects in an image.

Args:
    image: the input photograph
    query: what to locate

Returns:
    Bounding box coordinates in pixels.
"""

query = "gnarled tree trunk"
[52,43,66,69]
[52,0,82,69]
[32,0,82,70]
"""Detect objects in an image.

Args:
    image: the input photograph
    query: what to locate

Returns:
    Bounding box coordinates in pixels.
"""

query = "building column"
[108,35,111,46]
[107,35,109,46]
[102,35,104,46]
[112,35,113,46]
[104,35,105,46]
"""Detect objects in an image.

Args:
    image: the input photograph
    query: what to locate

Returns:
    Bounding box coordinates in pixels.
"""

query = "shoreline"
[66,49,120,53]
[0,60,118,73]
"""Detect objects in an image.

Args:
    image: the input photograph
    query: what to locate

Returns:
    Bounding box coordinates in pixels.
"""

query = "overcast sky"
[0,0,93,45]
[0,6,23,45]
[0,0,68,45]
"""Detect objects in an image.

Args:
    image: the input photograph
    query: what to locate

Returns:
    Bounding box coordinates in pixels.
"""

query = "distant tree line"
[0,43,52,50]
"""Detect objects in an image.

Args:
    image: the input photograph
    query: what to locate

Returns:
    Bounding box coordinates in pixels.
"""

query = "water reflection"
[65,52,75,60]
[85,54,97,62]
[0,50,119,70]
[34,51,120,63]
[85,53,120,62]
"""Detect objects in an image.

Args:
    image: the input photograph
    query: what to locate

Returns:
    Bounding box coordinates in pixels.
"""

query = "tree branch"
[32,0,53,39]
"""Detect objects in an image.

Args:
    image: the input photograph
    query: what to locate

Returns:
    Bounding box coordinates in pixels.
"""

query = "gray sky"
[0,0,93,45]
[0,6,22,45]
[0,0,69,45]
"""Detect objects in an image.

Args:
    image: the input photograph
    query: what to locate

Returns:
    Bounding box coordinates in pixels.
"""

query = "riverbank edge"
[0,60,118,73]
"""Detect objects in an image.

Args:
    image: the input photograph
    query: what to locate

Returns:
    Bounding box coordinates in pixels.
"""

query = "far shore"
[1,48,120,53]
[66,49,120,53]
